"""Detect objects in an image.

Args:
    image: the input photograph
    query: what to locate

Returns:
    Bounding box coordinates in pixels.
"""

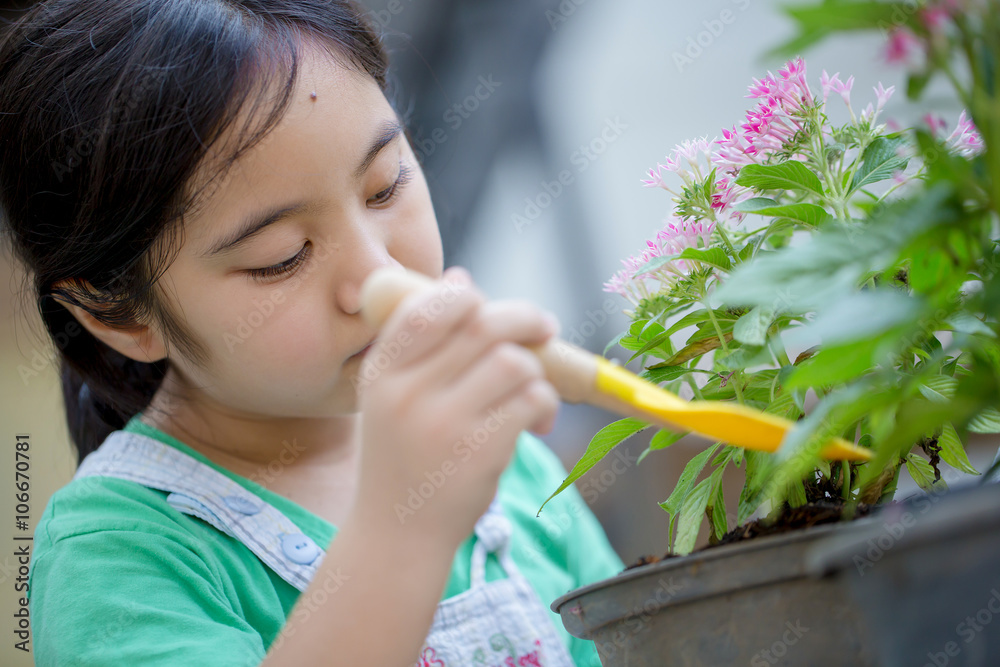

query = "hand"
[354,266,561,547]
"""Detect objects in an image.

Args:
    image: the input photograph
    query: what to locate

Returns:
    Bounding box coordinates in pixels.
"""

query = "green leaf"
[918,375,958,404]
[736,450,766,524]
[937,423,978,475]
[660,308,713,339]
[732,197,830,225]
[786,337,884,389]
[907,70,933,101]
[538,418,649,515]
[968,407,1000,434]
[735,162,824,197]
[674,477,713,555]
[603,328,630,356]
[710,472,728,540]
[713,184,956,311]
[908,245,959,295]
[636,246,732,275]
[946,313,996,338]
[905,453,945,493]
[639,364,699,384]
[626,331,672,364]
[678,247,732,272]
[659,443,720,542]
[622,320,673,363]
[785,2,920,32]
[637,428,688,465]
[849,135,910,193]
[764,391,799,420]
[733,306,776,346]
[717,344,772,371]
[783,290,923,349]
[786,477,808,508]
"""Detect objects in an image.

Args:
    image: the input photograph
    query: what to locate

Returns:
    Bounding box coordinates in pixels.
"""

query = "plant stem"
[841,461,851,500]
[714,214,740,262]
[686,374,705,401]
[705,302,745,404]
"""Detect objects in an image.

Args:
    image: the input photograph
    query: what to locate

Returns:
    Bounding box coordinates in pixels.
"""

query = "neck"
[139,369,362,486]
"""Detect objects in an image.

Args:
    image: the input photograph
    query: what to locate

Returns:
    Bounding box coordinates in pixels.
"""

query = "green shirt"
[28,414,623,666]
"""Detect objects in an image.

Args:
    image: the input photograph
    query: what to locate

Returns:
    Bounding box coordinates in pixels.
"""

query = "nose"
[333,235,405,316]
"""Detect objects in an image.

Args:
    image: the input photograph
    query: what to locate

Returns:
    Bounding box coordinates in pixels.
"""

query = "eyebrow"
[354,119,403,179]
[202,119,405,259]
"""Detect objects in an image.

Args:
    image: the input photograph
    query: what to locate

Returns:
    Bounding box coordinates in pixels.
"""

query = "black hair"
[0,0,390,465]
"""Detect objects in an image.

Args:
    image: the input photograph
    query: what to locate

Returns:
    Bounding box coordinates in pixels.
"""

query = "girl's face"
[154,43,443,420]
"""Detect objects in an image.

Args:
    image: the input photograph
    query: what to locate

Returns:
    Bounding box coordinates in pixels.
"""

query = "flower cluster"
[714,57,814,174]
[604,217,715,308]
[603,55,985,307]
[945,110,985,157]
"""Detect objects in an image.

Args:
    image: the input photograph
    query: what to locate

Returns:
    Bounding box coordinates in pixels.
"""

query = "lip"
[351,340,376,358]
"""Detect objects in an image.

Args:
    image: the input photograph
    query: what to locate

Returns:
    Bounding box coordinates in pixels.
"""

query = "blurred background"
[2,1,998,665]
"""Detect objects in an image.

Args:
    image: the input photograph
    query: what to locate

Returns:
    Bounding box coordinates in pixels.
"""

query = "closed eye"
[245,242,311,282]
[368,162,413,207]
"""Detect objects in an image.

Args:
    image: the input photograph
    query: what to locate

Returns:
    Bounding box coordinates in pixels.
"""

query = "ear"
[50,280,168,364]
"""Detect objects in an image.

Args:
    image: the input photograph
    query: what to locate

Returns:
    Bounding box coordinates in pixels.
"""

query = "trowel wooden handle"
[358,267,612,406]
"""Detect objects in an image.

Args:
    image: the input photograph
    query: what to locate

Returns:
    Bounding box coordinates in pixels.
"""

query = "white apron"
[75,429,576,667]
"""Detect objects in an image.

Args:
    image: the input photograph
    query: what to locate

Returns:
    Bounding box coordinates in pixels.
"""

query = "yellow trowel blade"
[595,357,872,462]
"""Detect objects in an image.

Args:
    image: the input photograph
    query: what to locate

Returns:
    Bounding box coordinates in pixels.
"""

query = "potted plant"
[541,1,1000,664]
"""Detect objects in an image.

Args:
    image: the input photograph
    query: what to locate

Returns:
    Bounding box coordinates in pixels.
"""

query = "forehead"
[179,38,390,247]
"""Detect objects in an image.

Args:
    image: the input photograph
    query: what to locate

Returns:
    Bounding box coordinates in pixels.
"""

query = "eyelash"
[245,164,413,282]
[369,161,413,207]
[246,242,312,282]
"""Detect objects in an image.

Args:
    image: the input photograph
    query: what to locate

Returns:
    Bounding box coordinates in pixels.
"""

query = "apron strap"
[75,430,323,592]
[469,496,519,587]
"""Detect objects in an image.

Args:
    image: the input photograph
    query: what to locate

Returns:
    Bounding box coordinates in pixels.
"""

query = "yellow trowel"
[359,267,872,462]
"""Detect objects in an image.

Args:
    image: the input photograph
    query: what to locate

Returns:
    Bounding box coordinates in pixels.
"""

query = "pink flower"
[921,5,951,33]
[602,268,634,299]
[640,164,668,189]
[874,82,895,113]
[884,28,924,68]
[860,103,876,125]
[603,217,719,304]
[711,175,750,224]
[924,113,948,137]
[946,110,985,157]
[713,57,816,176]
[820,71,854,106]
[640,138,718,192]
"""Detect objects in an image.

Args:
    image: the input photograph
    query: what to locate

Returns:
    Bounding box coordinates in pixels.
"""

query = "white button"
[223,494,261,515]
[281,532,320,565]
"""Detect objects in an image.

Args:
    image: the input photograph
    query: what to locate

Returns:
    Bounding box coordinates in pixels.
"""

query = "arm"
[259,508,457,666]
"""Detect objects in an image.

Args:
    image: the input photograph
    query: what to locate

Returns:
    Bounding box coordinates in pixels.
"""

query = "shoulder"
[30,473,231,602]
[29,477,270,666]
[36,473,198,548]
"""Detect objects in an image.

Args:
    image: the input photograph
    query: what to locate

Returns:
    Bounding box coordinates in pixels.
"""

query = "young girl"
[1,1,624,665]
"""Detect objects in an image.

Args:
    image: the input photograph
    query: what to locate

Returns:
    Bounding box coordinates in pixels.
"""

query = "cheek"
[394,174,443,276]
[244,303,330,372]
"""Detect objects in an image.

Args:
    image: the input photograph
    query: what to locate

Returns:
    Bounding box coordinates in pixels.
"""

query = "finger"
[369,267,485,371]
[420,299,560,387]
[456,377,561,474]
[443,341,560,424]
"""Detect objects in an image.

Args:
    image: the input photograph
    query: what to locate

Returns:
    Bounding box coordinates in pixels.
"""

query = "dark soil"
[624,499,883,571]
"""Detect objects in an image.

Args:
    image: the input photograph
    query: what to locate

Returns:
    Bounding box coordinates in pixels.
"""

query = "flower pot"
[807,482,1000,667]
[551,519,881,666]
